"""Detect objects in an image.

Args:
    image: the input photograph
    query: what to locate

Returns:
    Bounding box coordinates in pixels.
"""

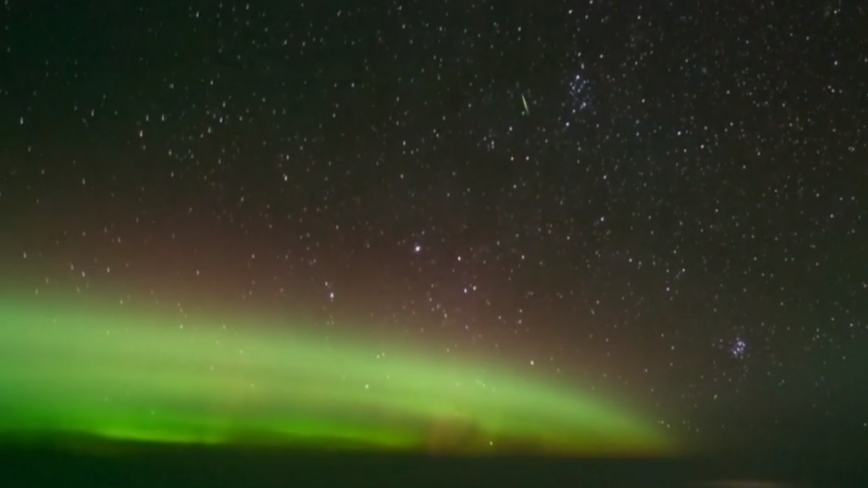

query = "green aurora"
[0,293,675,456]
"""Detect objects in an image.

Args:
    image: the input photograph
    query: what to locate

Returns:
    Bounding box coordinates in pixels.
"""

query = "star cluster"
[0,0,866,452]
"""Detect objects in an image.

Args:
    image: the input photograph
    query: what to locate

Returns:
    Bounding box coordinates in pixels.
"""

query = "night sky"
[1,0,866,458]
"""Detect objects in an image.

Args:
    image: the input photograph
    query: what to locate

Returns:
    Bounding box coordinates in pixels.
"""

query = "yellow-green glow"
[0,294,673,456]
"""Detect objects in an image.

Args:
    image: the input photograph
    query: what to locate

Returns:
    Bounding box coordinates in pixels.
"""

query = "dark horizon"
[4,410,868,488]
[2,439,866,488]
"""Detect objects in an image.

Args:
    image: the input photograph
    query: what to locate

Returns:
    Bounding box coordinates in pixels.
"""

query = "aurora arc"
[0,294,674,456]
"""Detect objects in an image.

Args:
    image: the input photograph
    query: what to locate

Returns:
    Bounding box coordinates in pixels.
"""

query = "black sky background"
[1,0,867,461]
